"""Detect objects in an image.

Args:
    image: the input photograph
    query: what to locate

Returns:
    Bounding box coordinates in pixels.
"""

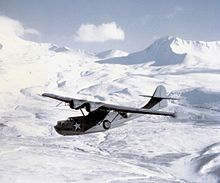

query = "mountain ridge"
[99,36,220,66]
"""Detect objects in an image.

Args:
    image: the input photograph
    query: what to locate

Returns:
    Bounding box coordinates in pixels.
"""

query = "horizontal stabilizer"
[140,95,179,100]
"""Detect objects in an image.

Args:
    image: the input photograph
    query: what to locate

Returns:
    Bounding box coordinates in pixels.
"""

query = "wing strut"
[80,108,85,116]
[56,101,63,107]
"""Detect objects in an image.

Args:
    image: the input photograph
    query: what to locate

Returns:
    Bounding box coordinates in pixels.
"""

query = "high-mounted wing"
[101,104,176,117]
[42,93,175,117]
[42,93,73,103]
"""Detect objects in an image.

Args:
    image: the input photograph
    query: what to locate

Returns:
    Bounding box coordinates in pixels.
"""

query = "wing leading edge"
[42,93,73,103]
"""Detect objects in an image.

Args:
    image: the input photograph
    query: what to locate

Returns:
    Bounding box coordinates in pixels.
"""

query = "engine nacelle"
[70,100,103,112]
[83,103,103,112]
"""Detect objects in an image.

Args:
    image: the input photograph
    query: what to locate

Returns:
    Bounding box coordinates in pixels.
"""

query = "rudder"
[142,85,168,110]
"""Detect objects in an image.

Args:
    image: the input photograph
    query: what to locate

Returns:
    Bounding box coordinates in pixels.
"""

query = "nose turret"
[54,117,84,135]
[54,120,66,132]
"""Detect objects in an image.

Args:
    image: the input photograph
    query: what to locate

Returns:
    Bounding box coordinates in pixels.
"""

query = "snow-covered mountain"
[1,30,220,183]
[96,49,129,59]
[49,45,71,52]
[100,36,220,67]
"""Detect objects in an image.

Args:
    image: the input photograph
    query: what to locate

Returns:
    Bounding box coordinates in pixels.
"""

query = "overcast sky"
[0,0,220,52]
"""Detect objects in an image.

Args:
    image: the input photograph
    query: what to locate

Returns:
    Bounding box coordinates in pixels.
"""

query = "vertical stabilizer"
[142,85,168,110]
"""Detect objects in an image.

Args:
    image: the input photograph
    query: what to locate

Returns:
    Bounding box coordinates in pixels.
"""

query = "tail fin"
[141,85,175,110]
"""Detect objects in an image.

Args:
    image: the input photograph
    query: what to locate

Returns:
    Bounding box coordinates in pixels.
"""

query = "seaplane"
[42,85,176,136]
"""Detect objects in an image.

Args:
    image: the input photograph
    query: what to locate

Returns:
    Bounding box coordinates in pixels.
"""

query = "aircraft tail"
[141,85,177,110]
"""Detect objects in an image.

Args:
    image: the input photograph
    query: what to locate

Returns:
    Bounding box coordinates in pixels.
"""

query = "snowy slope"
[0,27,220,183]
[96,49,129,59]
[49,45,71,52]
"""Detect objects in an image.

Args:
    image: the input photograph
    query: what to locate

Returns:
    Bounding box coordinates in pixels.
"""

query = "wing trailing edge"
[102,104,176,117]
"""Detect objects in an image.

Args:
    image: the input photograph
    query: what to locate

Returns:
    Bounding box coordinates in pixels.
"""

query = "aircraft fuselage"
[54,109,130,135]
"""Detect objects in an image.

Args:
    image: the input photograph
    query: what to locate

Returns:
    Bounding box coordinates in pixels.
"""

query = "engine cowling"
[69,100,74,109]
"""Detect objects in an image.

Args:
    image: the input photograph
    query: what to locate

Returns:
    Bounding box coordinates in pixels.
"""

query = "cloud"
[24,28,41,36]
[0,15,40,38]
[166,6,183,19]
[74,22,125,42]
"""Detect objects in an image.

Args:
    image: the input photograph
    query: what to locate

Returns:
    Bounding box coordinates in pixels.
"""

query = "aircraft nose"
[54,124,60,132]
[55,120,65,130]
[57,120,65,126]
[54,124,58,130]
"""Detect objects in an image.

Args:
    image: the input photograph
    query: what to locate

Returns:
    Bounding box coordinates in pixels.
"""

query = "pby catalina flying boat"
[42,85,176,136]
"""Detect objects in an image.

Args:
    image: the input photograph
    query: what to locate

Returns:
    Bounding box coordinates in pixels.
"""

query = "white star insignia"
[73,122,81,130]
